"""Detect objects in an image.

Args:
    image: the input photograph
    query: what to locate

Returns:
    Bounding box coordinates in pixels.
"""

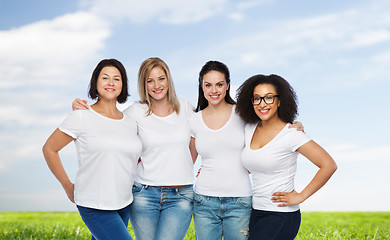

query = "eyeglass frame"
[251,94,279,105]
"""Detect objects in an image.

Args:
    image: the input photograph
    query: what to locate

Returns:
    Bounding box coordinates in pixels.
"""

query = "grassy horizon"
[0,212,389,239]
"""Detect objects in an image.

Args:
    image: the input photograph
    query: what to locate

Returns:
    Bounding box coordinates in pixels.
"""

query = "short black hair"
[235,74,298,124]
[88,59,129,103]
[195,60,236,112]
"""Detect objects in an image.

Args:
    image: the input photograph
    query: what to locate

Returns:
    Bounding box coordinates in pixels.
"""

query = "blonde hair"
[138,57,180,116]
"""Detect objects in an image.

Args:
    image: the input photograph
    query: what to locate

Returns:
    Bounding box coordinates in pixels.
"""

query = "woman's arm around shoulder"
[289,121,304,132]
[72,98,89,110]
[189,137,198,164]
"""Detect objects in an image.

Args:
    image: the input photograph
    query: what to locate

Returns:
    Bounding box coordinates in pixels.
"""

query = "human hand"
[289,121,304,132]
[271,190,305,207]
[72,98,89,111]
[196,168,201,177]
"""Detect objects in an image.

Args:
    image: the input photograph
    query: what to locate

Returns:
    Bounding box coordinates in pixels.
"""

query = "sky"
[0,0,389,212]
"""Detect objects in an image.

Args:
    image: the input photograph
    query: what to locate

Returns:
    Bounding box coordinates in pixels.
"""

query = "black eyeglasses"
[251,94,279,105]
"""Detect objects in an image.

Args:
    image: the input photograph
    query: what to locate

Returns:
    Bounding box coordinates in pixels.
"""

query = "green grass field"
[0,212,388,239]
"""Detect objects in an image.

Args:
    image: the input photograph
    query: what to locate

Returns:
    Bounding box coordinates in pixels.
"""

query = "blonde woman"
[73,57,195,240]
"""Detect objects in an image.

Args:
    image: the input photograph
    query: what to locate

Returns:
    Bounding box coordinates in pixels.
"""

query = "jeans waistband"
[135,182,193,191]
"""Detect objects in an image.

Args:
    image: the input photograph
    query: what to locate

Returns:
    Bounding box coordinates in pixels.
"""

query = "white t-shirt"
[59,108,142,210]
[241,123,311,212]
[123,98,194,186]
[189,106,252,197]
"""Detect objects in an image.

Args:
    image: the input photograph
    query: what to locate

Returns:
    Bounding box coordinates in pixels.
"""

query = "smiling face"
[252,83,280,122]
[146,67,169,102]
[201,70,229,106]
[96,66,122,101]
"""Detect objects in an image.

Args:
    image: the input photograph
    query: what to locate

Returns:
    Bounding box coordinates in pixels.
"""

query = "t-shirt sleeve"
[59,111,83,139]
[181,98,195,119]
[123,103,136,121]
[288,129,311,152]
[189,113,197,138]
[244,123,257,146]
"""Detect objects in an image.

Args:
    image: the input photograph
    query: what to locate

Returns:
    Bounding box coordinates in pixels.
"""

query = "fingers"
[196,168,201,177]
[271,195,286,202]
[272,192,284,196]
[72,98,89,110]
[289,121,304,132]
[78,99,89,109]
[271,190,302,206]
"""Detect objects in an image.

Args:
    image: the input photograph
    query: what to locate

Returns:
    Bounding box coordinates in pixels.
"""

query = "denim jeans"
[77,204,133,240]
[248,209,301,240]
[193,192,252,240]
[129,182,194,240]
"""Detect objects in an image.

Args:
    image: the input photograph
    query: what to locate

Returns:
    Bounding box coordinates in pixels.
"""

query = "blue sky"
[1,0,389,211]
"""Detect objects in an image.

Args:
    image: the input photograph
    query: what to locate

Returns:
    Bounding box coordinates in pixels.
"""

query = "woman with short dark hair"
[42,59,141,240]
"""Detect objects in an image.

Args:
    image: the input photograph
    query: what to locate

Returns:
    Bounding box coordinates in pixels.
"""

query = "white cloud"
[83,0,227,24]
[0,11,110,88]
[347,30,390,47]
[236,0,272,10]
[228,4,388,60]
[229,0,274,21]
[327,144,390,162]
[0,11,112,177]
[228,12,244,22]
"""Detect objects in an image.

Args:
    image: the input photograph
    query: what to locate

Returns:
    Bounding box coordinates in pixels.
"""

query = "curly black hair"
[235,74,298,124]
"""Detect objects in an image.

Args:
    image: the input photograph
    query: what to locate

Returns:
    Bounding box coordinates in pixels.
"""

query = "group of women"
[42,57,337,240]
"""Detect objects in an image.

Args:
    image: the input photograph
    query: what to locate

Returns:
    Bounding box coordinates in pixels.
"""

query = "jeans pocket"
[177,186,194,203]
[235,196,252,209]
[193,192,205,206]
[132,182,144,196]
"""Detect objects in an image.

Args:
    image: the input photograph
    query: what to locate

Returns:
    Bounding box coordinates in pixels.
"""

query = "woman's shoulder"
[245,122,258,130]
[66,109,91,120]
[178,98,194,108]
[189,109,202,122]
[177,98,195,116]
[283,123,310,140]
[123,102,147,115]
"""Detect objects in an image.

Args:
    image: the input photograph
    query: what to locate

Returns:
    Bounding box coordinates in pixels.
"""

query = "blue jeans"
[193,192,252,240]
[248,209,301,240]
[129,182,194,240]
[77,204,133,240]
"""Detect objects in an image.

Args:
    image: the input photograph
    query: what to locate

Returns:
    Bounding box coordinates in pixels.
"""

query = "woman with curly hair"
[235,74,337,240]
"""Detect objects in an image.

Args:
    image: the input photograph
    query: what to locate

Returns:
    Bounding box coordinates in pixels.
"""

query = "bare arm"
[272,140,337,207]
[42,129,75,203]
[189,137,198,164]
[72,98,89,110]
